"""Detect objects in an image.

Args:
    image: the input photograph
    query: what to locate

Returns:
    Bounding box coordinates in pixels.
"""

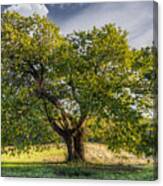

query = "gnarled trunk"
[64,128,85,162]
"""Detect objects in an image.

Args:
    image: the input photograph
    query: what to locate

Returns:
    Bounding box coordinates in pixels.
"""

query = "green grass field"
[1,143,157,180]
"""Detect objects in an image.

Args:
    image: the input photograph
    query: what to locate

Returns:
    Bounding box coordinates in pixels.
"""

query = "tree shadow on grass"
[1,161,149,180]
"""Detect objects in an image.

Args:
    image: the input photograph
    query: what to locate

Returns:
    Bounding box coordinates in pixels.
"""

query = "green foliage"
[1,11,62,150]
[66,25,157,156]
[1,12,157,157]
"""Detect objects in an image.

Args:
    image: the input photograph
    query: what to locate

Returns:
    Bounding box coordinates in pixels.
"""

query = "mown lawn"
[1,143,157,180]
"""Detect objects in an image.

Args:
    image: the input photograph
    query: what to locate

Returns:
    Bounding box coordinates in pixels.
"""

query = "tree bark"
[64,128,85,162]
[38,87,87,162]
[73,128,85,161]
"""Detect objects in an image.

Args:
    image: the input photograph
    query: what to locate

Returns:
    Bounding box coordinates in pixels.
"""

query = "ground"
[1,143,157,180]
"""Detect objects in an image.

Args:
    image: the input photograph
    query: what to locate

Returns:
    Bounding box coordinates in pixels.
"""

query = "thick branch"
[71,114,87,133]
[43,100,65,136]
[37,88,71,128]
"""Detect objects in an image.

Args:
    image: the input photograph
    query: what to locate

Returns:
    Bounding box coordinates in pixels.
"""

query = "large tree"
[2,12,157,161]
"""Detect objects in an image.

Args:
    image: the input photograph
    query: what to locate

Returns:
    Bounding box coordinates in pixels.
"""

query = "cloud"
[5,4,49,17]
[58,2,153,48]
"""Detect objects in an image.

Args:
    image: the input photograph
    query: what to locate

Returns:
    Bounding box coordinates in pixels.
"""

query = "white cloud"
[5,4,49,17]
[59,2,153,48]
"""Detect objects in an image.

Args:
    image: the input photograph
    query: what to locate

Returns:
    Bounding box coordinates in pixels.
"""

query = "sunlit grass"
[2,144,66,163]
[1,143,157,180]
[2,143,152,165]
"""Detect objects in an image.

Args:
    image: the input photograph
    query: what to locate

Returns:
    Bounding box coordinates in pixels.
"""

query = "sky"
[2,1,154,48]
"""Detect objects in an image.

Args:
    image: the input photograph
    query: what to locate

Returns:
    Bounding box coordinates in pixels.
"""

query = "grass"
[1,143,157,180]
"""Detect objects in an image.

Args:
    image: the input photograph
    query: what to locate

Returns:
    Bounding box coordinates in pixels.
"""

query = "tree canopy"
[2,11,157,159]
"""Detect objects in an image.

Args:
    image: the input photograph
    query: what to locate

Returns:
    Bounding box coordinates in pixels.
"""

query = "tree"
[2,12,157,161]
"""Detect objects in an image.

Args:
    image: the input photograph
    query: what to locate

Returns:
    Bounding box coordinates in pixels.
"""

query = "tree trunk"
[64,128,85,162]
[73,128,85,161]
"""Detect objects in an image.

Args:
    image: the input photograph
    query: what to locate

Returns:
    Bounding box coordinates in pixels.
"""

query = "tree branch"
[37,88,71,129]
[71,114,88,133]
[43,100,65,136]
